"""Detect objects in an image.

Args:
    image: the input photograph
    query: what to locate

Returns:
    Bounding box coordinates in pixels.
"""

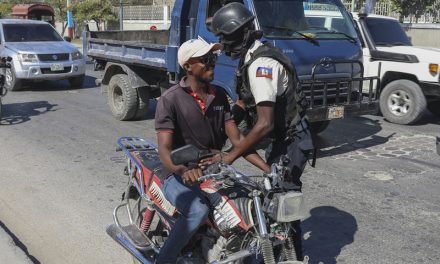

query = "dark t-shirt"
[155,78,234,151]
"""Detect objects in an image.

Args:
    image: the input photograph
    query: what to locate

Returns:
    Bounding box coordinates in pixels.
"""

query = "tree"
[71,0,117,31]
[0,3,13,18]
[390,0,436,22]
[46,0,68,36]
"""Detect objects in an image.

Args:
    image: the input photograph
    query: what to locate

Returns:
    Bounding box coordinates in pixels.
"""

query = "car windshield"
[253,0,358,41]
[3,24,63,42]
[365,17,411,46]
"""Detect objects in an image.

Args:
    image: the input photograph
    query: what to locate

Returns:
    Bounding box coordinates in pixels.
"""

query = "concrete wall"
[402,24,440,48]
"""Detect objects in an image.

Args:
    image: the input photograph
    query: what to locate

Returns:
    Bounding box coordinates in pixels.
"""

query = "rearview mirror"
[171,145,202,165]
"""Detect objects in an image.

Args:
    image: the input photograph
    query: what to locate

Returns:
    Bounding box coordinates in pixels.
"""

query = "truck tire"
[427,100,440,117]
[310,120,330,134]
[68,74,85,88]
[134,88,150,120]
[5,67,23,91]
[379,80,426,125]
[108,74,138,121]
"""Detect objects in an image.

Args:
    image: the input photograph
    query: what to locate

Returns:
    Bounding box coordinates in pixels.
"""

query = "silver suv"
[0,19,86,91]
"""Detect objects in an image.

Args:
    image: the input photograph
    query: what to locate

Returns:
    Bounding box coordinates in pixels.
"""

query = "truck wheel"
[379,80,426,125]
[310,120,330,134]
[108,74,138,121]
[427,100,440,117]
[133,88,150,120]
[68,74,85,88]
[5,67,23,91]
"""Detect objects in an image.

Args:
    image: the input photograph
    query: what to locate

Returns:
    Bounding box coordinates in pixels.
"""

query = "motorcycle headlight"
[19,53,38,63]
[263,191,306,222]
[71,51,83,60]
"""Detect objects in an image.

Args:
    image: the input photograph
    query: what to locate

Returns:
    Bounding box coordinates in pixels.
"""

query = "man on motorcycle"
[154,37,270,264]
[210,3,316,260]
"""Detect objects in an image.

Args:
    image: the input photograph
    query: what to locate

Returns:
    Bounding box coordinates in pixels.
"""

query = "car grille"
[301,80,362,107]
[38,53,69,62]
[41,67,72,74]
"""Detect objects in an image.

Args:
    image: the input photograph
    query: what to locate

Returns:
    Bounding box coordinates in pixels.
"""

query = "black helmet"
[212,2,255,36]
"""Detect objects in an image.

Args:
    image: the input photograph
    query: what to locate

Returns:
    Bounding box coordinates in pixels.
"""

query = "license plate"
[50,64,64,71]
[327,106,345,119]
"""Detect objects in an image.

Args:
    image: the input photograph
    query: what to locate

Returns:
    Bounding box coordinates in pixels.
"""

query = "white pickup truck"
[352,11,440,124]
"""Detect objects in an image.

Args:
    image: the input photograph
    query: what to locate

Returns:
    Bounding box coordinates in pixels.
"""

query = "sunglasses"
[190,52,219,65]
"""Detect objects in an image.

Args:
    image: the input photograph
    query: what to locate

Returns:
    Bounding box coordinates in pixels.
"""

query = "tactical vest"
[236,42,308,140]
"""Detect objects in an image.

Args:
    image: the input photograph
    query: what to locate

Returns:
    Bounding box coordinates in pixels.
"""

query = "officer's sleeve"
[247,58,280,104]
[155,96,175,133]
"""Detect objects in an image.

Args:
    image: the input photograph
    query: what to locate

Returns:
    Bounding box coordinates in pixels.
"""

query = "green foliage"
[390,0,436,22]
[71,0,117,31]
[0,3,13,18]
[46,0,67,21]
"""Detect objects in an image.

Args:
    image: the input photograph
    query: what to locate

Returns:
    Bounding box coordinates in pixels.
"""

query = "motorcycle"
[107,136,309,264]
[0,57,11,119]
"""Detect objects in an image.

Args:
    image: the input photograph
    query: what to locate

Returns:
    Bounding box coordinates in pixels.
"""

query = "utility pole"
[119,0,124,31]
[67,0,73,38]
[351,0,356,12]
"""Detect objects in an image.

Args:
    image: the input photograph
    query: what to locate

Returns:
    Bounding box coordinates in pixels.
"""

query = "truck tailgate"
[87,38,168,69]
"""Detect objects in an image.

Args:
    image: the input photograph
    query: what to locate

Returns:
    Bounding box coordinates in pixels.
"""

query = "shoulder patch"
[256,67,273,79]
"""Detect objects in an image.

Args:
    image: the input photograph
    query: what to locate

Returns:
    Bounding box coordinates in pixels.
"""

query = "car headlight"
[71,51,83,60]
[18,53,38,63]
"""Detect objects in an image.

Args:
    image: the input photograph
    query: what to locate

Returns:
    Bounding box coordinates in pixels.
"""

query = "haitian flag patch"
[256,67,273,79]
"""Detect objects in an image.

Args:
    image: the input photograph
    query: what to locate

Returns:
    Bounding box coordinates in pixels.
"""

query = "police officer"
[211,3,315,260]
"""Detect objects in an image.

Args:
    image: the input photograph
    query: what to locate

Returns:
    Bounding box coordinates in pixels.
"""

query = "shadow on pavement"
[410,111,440,125]
[302,206,358,264]
[316,117,394,158]
[13,75,97,92]
[0,101,57,125]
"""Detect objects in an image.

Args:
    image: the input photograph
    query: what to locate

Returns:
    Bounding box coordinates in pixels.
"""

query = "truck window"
[253,0,358,40]
[365,17,411,47]
[3,24,63,42]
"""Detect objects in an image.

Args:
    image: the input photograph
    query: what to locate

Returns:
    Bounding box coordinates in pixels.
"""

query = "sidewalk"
[0,223,33,264]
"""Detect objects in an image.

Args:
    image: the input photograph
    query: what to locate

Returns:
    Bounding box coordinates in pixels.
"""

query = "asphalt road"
[0,66,439,264]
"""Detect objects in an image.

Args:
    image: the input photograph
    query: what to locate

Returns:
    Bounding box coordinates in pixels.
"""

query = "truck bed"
[85,30,171,69]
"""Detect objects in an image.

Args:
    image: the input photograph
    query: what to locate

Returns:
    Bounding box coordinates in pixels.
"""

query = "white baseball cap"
[178,37,222,67]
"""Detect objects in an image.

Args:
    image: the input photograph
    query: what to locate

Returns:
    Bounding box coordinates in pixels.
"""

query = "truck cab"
[202,0,378,132]
[352,11,440,124]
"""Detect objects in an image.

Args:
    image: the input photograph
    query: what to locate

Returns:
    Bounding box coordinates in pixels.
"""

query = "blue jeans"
[155,175,210,264]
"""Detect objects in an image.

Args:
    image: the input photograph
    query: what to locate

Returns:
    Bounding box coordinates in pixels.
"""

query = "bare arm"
[225,121,271,172]
[157,132,188,176]
[224,102,275,164]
